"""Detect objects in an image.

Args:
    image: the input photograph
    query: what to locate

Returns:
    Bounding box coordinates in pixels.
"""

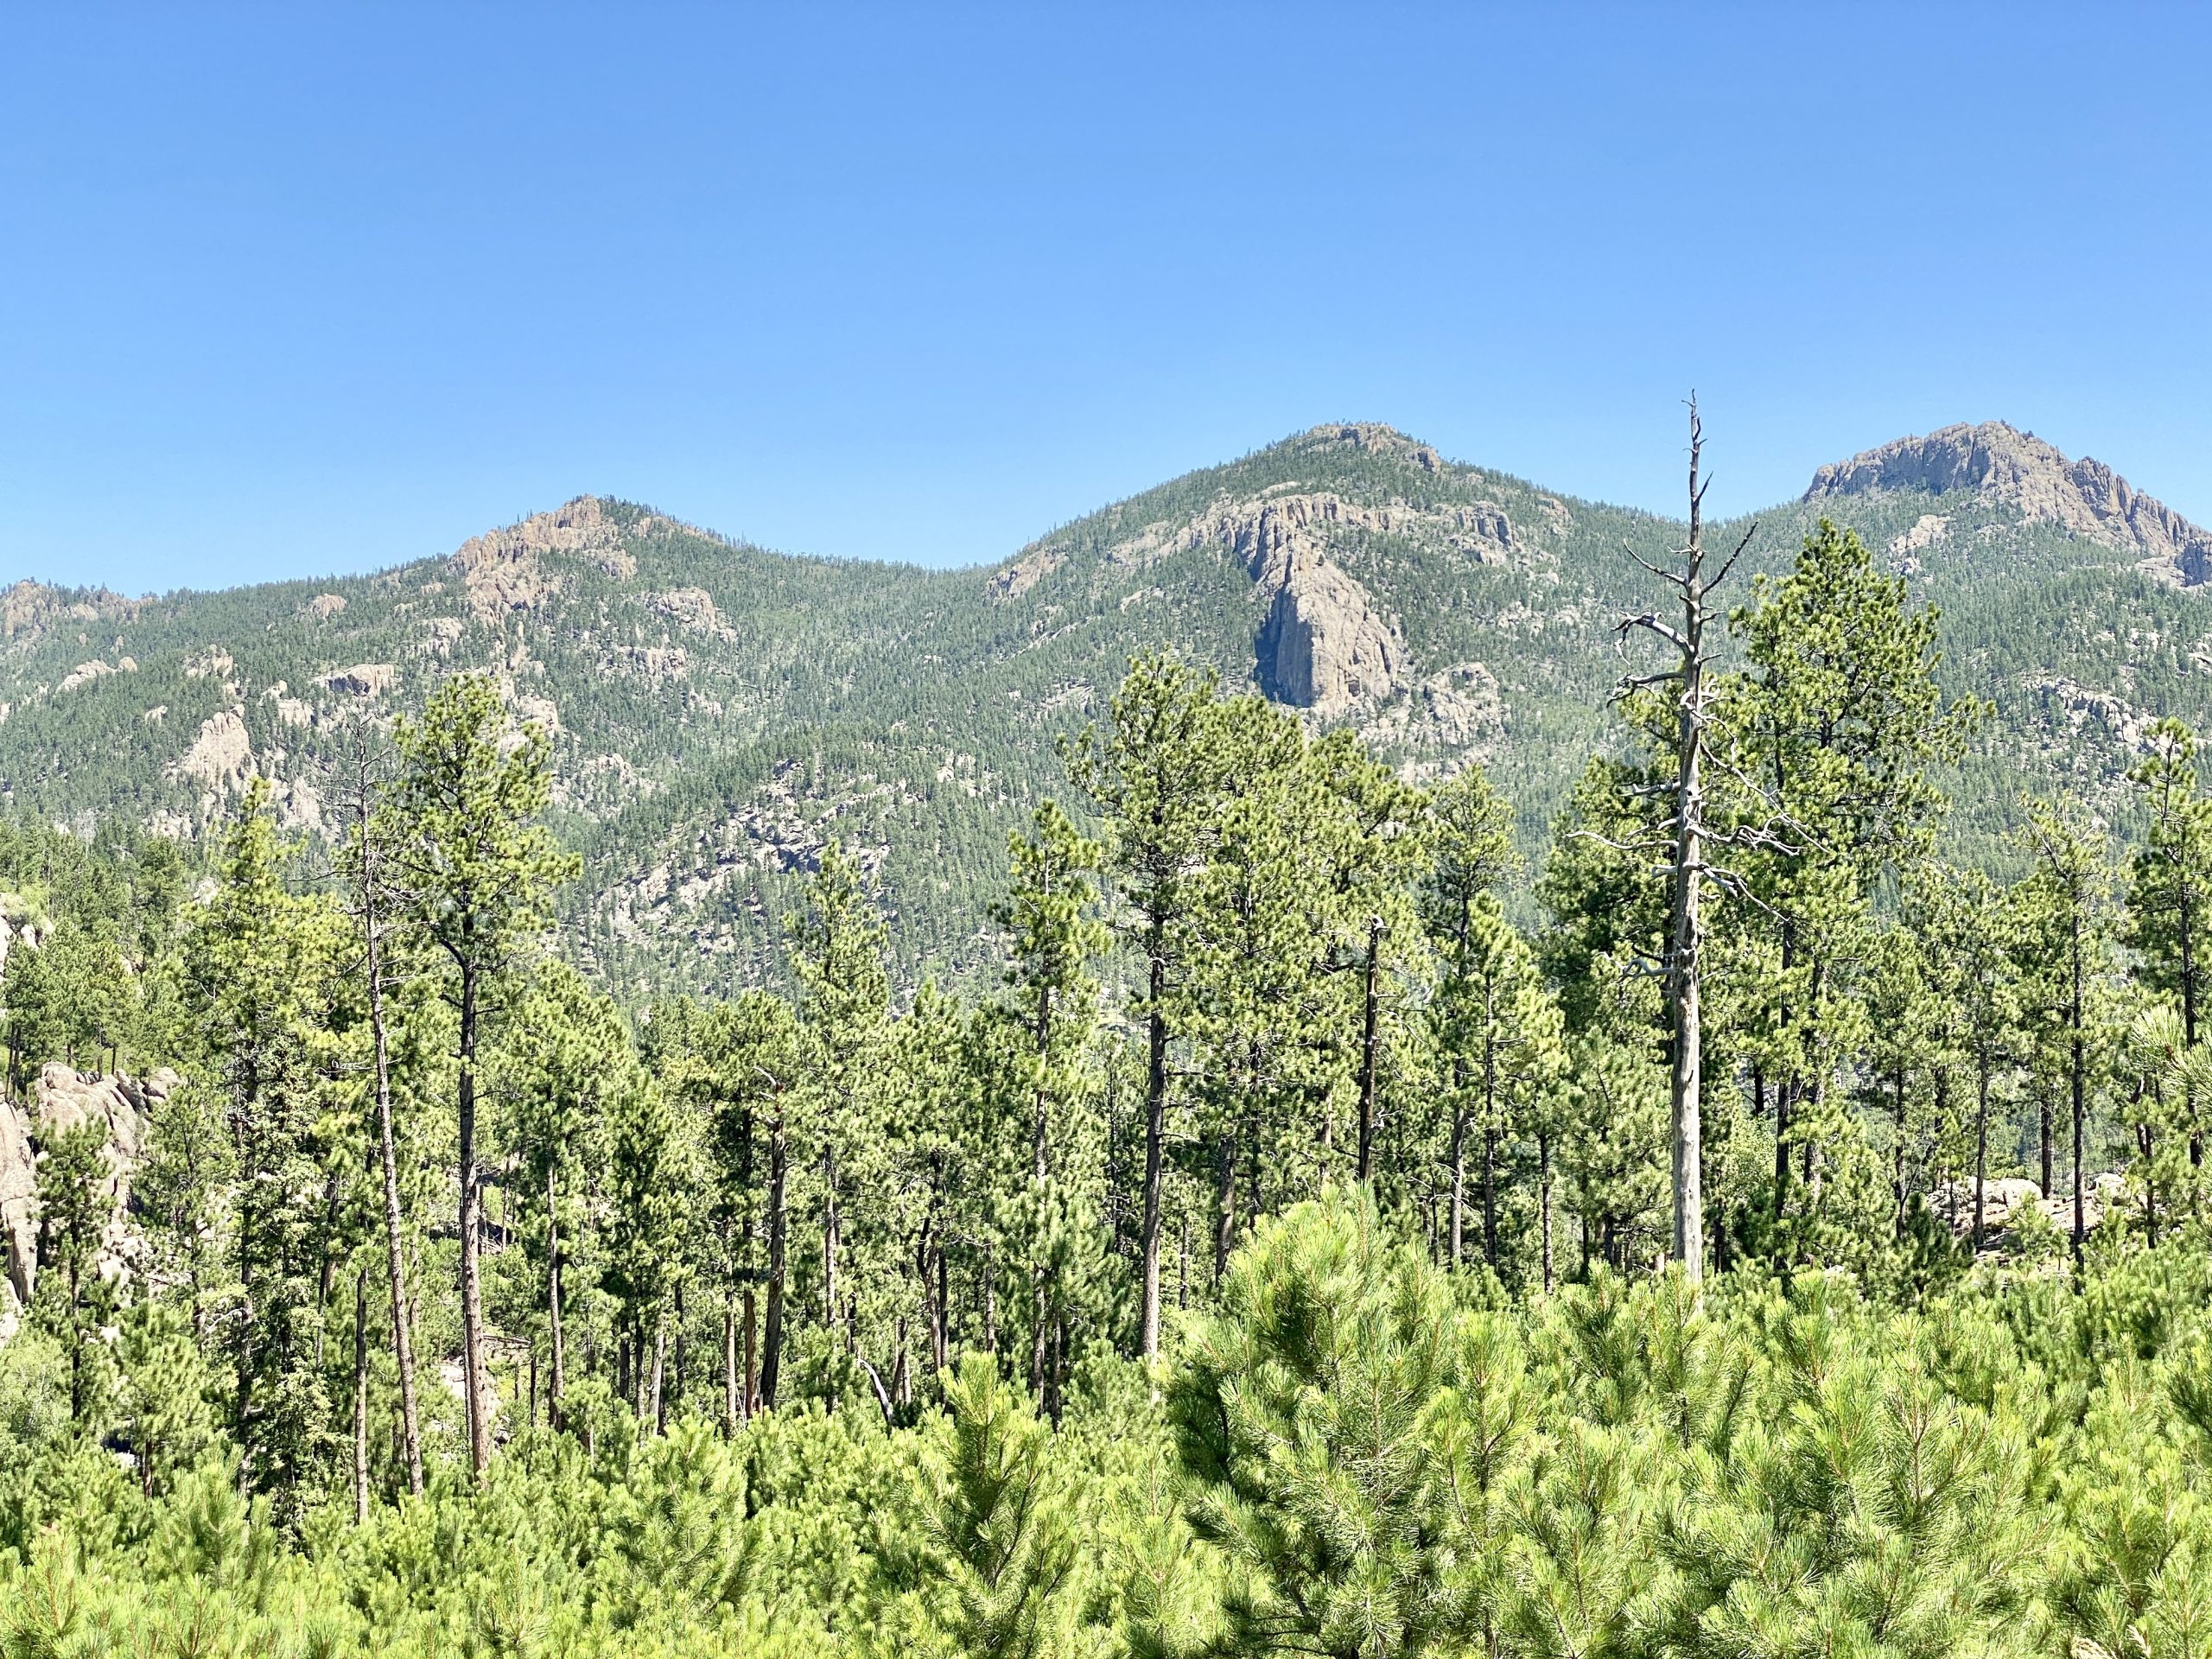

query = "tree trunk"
[1665,415,1711,1286]
[823,1143,839,1332]
[458,964,490,1476]
[1974,1050,1993,1251]
[743,1287,758,1423]
[1481,1034,1500,1269]
[353,1264,371,1525]
[1893,1067,1909,1238]
[2039,1091,2054,1204]
[546,1163,565,1431]
[651,1317,667,1435]
[1357,918,1382,1181]
[361,809,424,1497]
[1212,1134,1236,1287]
[761,1107,787,1408]
[1538,1132,1554,1295]
[723,1294,739,1437]
[1447,1059,1468,1268]
[1140,963,1167,1362]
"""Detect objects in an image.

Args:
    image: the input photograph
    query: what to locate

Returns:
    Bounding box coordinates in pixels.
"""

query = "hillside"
[3,418,2208,992]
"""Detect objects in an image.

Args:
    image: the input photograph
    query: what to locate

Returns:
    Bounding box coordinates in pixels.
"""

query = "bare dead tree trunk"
[1620,401,1745,1287]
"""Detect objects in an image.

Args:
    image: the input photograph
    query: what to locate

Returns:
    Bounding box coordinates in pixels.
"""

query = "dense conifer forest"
[3,512,2212,1657]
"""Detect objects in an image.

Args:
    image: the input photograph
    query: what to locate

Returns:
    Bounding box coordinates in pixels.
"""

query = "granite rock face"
[1220,494,1414,715]
[1807,421,2212,583]
[1255,555,1408,715]
[0,1064,177,1314]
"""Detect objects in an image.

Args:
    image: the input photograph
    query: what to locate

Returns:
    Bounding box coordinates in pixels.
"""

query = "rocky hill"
[3,419,2208,992]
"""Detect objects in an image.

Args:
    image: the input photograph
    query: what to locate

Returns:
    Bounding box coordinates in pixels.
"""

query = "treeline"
[3,517,2212,1653]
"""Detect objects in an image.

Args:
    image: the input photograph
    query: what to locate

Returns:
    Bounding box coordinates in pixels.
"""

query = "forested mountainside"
[3,417,2209,991]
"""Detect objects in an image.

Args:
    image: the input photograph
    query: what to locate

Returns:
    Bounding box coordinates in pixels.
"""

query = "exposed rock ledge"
[1807,421,2212,583]
[449,496,650,623]
[2,1064,177,1315]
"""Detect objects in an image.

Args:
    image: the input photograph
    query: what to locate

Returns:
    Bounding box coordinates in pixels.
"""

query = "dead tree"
[1614,400,1758,1286]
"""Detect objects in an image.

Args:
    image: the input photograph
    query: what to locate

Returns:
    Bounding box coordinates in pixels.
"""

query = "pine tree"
[383,673,577,1474]
[182,778,345,1510]
[32,1115,118,1427]
[990,802,1108,1417]
[1066,653,1238,1362]
[2018,800,2119,1269]
[493,961,626,1433]
[2126,715,2212,1175]
[787,842,893,1397]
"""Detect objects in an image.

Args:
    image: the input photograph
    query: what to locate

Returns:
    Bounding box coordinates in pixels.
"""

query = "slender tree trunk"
[314,1165,343,1372]
[823,1143,839,1332]
[743,1287,758,1422]
[983,1241,998,1355]
[2071,927,2088,1268]
[761,1107,787,1408]
[353,1264,371,1525]
[1539,1131,1554,1295]
[458,964,490,1476]
[723,1294,739,1437]
[672,1281,687,1419]
[1032,989,1052,1398]
[360,805,424,1497]
[1481,1037,1500,1269]
[1665,411,1712,1286]
[1893,1066,1910,1237]
[1357,918,1382,1181]
[546,1162,565,1432]
[1047,1316,1065,1427]
[1140,959,1167,1362]
[651,1318,666,1435]
[1974,1049,1993,1250]
[1212,1134,1236,1287]
[1447,1055,1469,1266]
[931,1231,948,1374]
[2040,1090,2054,1203]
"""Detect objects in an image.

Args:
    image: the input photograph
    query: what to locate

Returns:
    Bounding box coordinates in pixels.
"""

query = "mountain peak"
[1286,422,1448,472]
[1806,422,2212,582]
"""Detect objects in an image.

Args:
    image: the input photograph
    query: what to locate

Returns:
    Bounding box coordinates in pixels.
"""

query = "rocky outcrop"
[308,593,347,620]
[1229,495,1435,715]
[57,659,119,694]
[989,546,1064,600]
[1256,559,1407,715]
[0,581,143,644]
[172,708,254,796]
[0,1098,32,1313]
[322,663,398,698]
[451,495,645,623]
[1,1065,176,1313]
[1301,422,1446,472]
[1807,422,2212,583]
[1929,1172,2128,1252]
[647,588,736,640]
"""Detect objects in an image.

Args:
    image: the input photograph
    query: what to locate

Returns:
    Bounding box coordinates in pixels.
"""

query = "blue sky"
[5,3,2209,592]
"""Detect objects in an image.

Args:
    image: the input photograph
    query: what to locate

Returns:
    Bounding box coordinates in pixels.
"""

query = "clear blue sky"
[6,3,2209,593]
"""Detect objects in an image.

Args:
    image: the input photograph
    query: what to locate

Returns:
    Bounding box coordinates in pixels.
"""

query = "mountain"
[3,418,2208,993]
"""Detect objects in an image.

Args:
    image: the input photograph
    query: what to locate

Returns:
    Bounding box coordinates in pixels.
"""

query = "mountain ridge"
[2,417,2207,991]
